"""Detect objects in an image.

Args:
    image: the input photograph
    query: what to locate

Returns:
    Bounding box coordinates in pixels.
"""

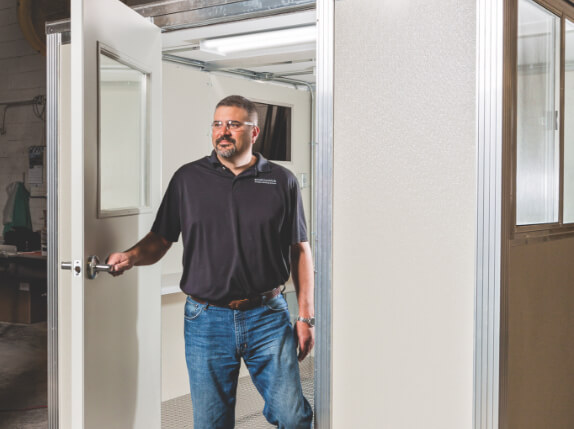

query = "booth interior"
[156,10,315,400]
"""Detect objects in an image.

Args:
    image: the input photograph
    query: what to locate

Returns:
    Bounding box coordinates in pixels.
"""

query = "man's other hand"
[294,321,315,361]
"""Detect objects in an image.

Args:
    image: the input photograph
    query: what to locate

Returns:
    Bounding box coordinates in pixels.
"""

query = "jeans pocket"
[264,294,289,312]
[185,296,207,320]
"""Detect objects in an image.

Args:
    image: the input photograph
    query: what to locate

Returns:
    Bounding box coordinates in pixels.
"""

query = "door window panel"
[563,19,574,223]
[516,0,560,225]
[98,46,150,217]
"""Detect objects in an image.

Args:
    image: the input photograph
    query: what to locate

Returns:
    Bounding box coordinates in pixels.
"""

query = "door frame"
[475,0,505,428]
[46,1,334,428]
[46,26,62,429]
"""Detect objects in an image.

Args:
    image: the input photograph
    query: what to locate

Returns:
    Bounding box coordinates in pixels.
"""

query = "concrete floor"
[0,321,48,429]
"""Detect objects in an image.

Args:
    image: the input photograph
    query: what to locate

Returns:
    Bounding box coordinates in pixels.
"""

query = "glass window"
[516,0,560,225]
[563,19,574,223]
[98,48,150,217]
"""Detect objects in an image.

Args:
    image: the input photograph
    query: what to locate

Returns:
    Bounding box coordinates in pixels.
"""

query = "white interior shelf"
[161,273,183,296]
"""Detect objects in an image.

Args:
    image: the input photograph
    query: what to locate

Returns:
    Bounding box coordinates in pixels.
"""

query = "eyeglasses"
[211,120,256,131]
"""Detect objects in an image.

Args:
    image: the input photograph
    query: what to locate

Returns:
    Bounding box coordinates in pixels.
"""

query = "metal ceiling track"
[162,53,315,90]
[46,0,316,34]
[46,0,316,45]
[45,0,317,88]
[134,0,315,32]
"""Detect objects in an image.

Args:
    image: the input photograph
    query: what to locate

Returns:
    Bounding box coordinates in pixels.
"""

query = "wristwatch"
[297,316,315,327]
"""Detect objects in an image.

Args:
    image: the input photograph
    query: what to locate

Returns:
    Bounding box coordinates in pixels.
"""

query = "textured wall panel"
[332,1,476,427]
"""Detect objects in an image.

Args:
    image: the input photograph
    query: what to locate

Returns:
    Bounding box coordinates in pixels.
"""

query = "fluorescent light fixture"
[200,26,316,56]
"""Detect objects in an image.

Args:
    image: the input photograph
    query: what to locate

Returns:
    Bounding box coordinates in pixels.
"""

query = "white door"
[58,0,162,427]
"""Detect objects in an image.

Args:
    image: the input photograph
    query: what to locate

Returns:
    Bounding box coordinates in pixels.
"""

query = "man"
[107,95,314,428]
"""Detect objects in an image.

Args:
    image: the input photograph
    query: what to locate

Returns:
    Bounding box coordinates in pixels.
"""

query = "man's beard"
[215,137,236,158]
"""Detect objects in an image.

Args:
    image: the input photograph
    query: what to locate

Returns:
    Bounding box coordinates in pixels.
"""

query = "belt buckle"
[228,298,250,310]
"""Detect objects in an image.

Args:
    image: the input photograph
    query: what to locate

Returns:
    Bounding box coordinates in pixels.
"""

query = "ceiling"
[30,0,316,85]
[160,10,317,86]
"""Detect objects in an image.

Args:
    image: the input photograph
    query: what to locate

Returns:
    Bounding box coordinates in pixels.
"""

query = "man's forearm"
[125,232,172,266]
[107,231,171,275]
[290,241,314,318]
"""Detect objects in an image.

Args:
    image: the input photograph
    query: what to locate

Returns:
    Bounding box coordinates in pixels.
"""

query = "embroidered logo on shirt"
[254,178,277,185]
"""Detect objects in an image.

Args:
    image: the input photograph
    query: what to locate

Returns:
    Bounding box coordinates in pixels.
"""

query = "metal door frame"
[46,27,62,429]
[46,1,334,427]
[475,0,504,428]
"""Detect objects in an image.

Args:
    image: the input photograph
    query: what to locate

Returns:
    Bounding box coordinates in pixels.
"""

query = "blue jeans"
[184,293,313,429]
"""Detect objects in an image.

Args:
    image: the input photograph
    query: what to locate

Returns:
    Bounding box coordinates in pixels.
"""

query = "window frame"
[511,0,574,240]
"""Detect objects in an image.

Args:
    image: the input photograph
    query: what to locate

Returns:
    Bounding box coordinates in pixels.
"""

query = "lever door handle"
[87,255,112,279]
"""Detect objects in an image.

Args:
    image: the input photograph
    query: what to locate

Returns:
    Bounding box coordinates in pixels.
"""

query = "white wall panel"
[332,1,476,427]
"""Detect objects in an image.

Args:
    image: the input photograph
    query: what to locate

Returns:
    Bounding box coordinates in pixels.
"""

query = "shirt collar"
[207,151,271,173]
[254,152,272,173]
[207,150,220,167]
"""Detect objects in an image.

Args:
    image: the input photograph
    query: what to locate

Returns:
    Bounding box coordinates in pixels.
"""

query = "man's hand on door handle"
[106,252,135,276]
[106,231,172,276]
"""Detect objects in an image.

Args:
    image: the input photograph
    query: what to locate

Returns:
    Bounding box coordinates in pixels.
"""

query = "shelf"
[161,272,182,296]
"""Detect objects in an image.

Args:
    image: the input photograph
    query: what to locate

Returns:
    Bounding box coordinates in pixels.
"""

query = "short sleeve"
[288,175,308,244]
[151,173,181,242]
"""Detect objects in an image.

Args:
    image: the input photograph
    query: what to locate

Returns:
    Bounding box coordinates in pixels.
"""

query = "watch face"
[299,317,315,327]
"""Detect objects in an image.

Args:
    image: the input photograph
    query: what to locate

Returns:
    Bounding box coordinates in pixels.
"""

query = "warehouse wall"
[0,0,46,237]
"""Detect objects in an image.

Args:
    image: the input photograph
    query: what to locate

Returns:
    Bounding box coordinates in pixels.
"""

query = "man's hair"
[216,95,258,123]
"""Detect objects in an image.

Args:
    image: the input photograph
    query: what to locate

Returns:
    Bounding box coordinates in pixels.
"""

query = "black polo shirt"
[151,151,308,301]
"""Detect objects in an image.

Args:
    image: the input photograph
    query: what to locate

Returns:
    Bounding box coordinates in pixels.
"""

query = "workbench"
[0,252,47,324]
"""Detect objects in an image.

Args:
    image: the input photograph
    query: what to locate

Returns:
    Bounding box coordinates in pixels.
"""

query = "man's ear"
[251,125,260,143]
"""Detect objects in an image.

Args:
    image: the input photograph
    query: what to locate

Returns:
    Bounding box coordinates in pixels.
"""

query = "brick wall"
[0,0,46,239]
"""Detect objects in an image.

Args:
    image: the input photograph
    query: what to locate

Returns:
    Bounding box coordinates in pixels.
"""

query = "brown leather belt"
[188,287,282,311]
